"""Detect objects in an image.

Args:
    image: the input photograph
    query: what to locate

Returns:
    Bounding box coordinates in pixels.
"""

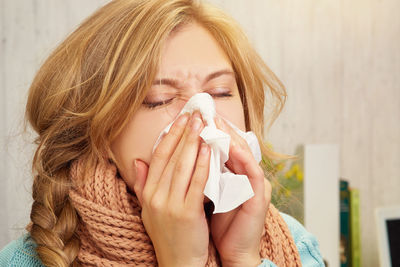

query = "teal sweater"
[0,213,325,266]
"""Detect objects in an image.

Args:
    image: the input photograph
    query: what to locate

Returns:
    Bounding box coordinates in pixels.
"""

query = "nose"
[179,86,203,102]
[165,88,205,118]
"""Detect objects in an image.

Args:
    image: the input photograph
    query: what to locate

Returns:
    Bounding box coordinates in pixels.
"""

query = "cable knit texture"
[69,159,302,266]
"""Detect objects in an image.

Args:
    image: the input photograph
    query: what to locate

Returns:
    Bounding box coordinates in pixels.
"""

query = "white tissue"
[152,93,262,213]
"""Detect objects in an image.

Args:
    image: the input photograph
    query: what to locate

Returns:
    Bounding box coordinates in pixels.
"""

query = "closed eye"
[142,91,233,109]
[142,98,175,109]
[209,92,233,98]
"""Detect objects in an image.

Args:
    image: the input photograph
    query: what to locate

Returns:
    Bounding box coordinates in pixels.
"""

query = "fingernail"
[215,116,222,128]
[200,143,209,155]
[133,160,138,180]
[191,117,202,132]
[231,140,239,148]
[216,117,228,132]
[192,110,201,120]
[176,113,189,126]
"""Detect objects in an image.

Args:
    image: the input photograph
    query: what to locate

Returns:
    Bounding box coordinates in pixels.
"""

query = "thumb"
[133,159,149,206]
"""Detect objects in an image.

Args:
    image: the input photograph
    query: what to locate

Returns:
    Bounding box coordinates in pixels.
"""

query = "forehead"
[156,22,233,80]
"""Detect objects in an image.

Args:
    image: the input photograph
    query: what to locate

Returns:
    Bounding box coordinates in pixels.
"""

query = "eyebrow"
[152,69,235,87]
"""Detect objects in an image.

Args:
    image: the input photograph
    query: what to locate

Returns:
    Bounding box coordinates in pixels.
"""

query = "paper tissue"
[152,93,262,213]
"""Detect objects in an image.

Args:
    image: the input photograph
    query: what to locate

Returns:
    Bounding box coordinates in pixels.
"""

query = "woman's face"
[111,22,246,190]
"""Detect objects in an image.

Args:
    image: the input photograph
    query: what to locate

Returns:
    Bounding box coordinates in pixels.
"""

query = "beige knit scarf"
[69,159,301,266]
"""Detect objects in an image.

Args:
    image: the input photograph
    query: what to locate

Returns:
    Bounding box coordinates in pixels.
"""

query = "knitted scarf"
[69,159,302,266]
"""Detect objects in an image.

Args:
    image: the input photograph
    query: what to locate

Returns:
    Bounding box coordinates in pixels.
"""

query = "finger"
[185,142,211,211]
[225,156,245,176]
[230,146,265,202]
[264,178,272,203]
[168,112,204,203]
[211,207,239,244]
[215,117,265,203]
[144,113,189,197]
[215,116,249,150]
[215,117,248,174]
[133,159,149,206]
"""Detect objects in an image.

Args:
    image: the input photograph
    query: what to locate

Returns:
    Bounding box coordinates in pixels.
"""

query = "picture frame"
[376,206,400,267]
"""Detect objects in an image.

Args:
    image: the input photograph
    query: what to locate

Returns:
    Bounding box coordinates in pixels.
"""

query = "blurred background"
[0,0,399,266]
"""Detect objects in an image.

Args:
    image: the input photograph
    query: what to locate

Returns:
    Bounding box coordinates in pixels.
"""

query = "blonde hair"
[26,0,289,266]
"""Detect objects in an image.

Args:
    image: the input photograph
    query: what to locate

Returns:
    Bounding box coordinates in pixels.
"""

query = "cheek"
[111,109,175,183]
[215,99,246,132]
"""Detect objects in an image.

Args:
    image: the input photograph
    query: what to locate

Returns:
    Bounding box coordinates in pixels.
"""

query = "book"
[340,179,350,267]
[350,188,361,267]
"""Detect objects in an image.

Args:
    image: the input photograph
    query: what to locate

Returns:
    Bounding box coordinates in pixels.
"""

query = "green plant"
[262,155,304,224]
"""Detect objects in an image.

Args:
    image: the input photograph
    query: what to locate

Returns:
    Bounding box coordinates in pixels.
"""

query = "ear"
[133,159,149,206]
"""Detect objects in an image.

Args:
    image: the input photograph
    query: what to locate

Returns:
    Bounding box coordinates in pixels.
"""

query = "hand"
[211,117,271,267]
[133,112,211,267]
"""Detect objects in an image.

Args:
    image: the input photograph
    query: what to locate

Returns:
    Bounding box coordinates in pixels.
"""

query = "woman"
[0,0,324,266]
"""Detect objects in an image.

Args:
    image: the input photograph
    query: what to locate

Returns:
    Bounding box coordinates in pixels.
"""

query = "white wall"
[1,1,399,266]
[0,0,109,242]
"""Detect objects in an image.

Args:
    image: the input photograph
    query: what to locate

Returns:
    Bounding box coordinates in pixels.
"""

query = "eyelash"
[143,92,233,109]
